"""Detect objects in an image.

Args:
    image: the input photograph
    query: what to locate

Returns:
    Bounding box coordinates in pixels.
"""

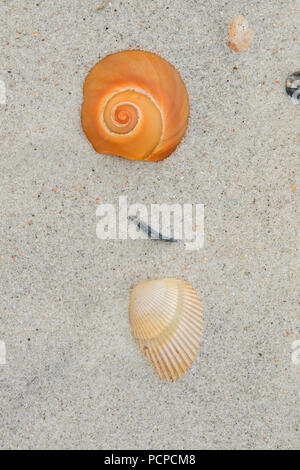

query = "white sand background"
[0,0,299,450]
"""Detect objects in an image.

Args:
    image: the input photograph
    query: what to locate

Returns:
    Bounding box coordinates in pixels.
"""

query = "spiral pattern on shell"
[81,50,189,161]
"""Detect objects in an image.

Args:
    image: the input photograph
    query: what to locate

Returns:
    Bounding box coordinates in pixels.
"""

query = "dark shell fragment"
[286,72,300,103]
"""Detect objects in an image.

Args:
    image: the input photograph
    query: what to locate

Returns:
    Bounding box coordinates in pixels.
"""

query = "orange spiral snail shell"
[81,50,189,161]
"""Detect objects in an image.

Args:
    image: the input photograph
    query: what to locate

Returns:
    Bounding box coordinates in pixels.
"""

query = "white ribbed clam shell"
[228,16,253,52]
[130,278,203,381]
